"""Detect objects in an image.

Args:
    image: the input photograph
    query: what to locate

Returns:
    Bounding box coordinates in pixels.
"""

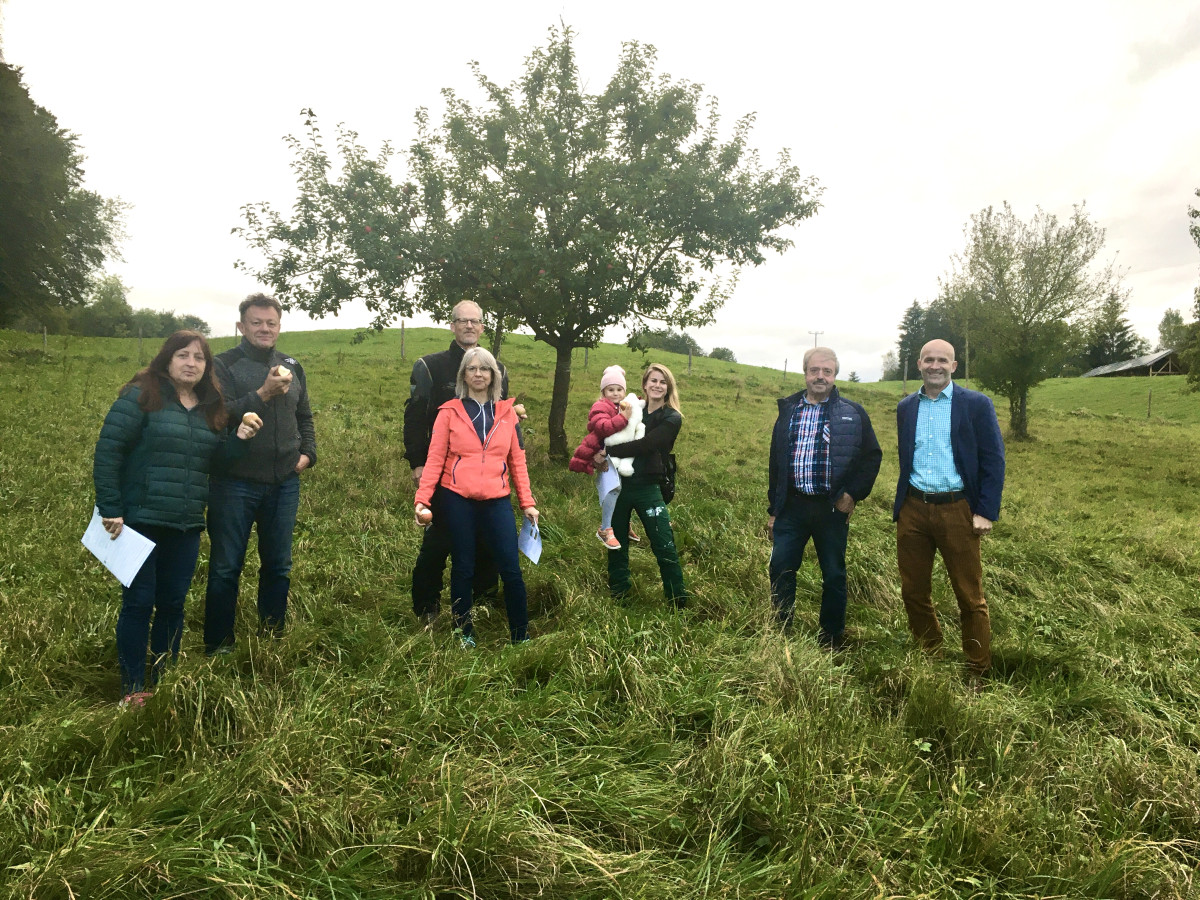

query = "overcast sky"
[4,0,1198,379]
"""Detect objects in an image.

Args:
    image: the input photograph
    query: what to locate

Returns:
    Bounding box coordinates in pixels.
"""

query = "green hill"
[1,327,1198,898]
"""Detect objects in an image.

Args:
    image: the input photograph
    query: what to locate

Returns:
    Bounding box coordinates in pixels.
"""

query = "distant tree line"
[9,275,209,338]
[626,326,736,363]
[881,191,1200,433]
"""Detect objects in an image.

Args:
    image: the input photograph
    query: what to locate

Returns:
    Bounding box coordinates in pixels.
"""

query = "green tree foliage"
[626,326,704,357]
[1185,189,1200,387]
[895,301,925,372]
[846,371,861,382]
[709,346,736,363]
[0,64,126,328]
[1078,291,1148,371]
[235,28,821,456]
[72,275,133,337]
[941,202,1114,438]
[880,350,901,381]
[67,275,210,337]
[1157,308,1186,351]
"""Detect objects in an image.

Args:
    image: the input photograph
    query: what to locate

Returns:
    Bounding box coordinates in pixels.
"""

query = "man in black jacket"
[404,300,512,623]
[767,347,881,647]
[204,294,316,653]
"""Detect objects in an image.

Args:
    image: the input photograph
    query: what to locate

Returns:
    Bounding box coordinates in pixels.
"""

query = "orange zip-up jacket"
[415,398,535,510]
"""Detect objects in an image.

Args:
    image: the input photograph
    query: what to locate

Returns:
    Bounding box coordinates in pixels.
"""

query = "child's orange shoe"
[596,527,621,550]
[628,528,641,543]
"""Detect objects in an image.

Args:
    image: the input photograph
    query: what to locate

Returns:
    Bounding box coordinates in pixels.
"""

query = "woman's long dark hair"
[120,331,228,431]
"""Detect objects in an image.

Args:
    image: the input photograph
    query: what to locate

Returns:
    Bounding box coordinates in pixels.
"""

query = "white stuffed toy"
[604,394,645,477]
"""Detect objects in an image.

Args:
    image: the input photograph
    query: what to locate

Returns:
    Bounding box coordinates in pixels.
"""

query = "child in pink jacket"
[569,365,639,550]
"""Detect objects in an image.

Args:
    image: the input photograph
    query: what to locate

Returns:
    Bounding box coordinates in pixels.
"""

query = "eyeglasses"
[465,365,491,374]
[454,318,483,327]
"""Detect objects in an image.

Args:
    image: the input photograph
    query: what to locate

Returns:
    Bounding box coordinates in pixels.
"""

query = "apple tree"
[236,27,820,456]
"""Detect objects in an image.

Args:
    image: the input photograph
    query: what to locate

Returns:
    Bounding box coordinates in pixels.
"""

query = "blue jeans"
[440,489,528,642]
[204,474,300,653]
[116,526,202,694]
[411,485,501,619]
[769,493,849,638]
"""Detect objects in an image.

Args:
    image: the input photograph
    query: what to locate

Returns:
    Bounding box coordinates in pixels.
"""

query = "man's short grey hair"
[451,299,483,322]
[456,347,503,402]
[803,346,839,375]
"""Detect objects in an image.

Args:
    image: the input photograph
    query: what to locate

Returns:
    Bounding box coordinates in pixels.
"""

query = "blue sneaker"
[460,634,476,650]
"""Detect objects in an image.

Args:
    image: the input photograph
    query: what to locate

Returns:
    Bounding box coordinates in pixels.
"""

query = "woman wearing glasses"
[414,347,539,647]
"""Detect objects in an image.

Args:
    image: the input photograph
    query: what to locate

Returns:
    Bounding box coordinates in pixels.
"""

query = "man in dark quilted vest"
[204,294,317,653]
[767,347,881,648]
[403,300,513,625]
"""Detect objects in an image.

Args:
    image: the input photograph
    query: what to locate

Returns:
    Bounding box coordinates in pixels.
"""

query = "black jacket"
[403,341,509,469]
[213,338,317,484]
[768,387,881,516]
[604,405,682,482]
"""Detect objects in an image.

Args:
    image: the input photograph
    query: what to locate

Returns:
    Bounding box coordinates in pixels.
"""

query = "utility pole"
[808,330,823,348]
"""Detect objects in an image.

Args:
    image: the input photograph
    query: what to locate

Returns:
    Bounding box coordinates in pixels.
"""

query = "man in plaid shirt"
[767,347,881,648]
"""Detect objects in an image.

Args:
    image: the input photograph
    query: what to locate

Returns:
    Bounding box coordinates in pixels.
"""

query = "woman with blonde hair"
[599,363,688,607]
[414,347,539,647]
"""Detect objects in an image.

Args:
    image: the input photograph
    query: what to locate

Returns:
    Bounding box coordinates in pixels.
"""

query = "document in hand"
[596,464,621,503]
[81,506,155,587]
[518,519,542,565]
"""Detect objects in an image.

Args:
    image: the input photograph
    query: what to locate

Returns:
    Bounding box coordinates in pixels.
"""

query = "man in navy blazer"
[894,339,1005,676]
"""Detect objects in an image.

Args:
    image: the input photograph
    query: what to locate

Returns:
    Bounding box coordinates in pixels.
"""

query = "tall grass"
[1,328,1197,898]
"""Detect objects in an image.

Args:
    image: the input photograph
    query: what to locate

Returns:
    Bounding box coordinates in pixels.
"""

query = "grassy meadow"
[1,326,1199,899]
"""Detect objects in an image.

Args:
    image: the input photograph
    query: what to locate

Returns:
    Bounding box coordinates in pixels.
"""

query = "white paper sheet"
[518,519,542,565]
[81,506,156,588]
[596,464,621,502]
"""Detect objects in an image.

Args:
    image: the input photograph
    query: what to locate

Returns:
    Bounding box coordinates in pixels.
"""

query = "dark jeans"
[608,480,687,605]
[204,474,300,653]
[411,485,500,618]
[116,526,202,694]
[440,489,528,642]
[769,493,849,638]
[896,496,991,673]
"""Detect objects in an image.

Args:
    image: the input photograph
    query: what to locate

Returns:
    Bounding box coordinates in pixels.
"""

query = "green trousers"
[607,479,688,604]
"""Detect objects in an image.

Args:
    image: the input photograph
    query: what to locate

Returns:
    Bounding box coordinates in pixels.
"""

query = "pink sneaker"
[120,690,154,708]
[596,527,621,550]
[628,528,641,543]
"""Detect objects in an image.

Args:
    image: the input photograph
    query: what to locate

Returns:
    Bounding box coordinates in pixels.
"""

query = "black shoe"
[817,631,846,652]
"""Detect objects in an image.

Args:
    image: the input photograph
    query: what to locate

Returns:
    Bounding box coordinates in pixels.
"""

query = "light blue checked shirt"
[910,381,964,493]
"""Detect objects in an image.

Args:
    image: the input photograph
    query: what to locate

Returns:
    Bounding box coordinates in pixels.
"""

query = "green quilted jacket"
[92,380,243,531]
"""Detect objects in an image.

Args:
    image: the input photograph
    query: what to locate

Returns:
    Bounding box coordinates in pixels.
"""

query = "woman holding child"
[598,363,688,607]
[415,348,538,647]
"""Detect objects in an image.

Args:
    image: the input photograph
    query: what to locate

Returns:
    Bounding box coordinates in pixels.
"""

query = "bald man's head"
[916,340,958,396]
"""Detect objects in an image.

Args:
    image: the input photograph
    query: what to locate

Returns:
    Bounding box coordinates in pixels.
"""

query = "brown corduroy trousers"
[896,496,991,674]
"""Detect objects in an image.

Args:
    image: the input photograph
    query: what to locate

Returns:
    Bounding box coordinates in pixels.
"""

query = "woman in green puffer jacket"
[93,331,260,705]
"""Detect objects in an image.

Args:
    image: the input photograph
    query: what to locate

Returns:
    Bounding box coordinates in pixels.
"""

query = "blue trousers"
[411,485,501,619]
[440,489,528,642]
[116,526,202,694]
[769,493,849,638]
[204,474,299,653]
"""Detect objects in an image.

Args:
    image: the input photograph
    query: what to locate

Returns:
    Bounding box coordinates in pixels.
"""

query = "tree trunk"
[490,320,505,358]
[547,341,574,458]
[1009,390,1029,439]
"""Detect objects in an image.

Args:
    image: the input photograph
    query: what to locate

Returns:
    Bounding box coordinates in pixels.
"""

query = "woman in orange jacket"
[415,347,539,647]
